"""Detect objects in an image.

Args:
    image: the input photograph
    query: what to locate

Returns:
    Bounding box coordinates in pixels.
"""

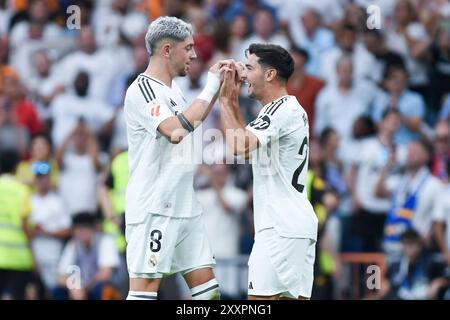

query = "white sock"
[126,291,157,300]
[190,279,220,300]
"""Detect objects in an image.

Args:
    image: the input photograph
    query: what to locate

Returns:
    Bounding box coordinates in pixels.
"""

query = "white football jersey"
[124,74,201,224]
[246,95,318,239]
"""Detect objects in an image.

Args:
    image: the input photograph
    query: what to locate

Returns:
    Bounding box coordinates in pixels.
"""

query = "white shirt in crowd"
[385,22,430,86]
[314,81,374,142]
[51,92,114,147]
[59,152,98,216]
[196,186,247,258]
[319,43,377,85]
[58,233,120,278]
[30,191,71,288]
[247,95,318,239]
[433,185,450,250]
[352,137,408,213]
[55,47,132,102]
[385,167,443,237]
[9,21,63,51]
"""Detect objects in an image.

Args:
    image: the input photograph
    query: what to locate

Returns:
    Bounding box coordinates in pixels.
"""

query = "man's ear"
[160,42,171,58]
[265,69,277,82]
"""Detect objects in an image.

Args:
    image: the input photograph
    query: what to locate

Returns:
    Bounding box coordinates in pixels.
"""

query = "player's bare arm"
[158,60,234,144]
[219,64,259,157]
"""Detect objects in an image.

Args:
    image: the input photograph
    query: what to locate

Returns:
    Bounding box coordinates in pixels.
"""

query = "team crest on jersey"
[149,254,157,267]
[149,100,160,117]
[249,115,271,130]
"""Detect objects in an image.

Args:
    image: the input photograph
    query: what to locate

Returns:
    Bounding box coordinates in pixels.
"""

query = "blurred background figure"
[0,149,34,300]
[29,161,71,298]
[53,213,120,300]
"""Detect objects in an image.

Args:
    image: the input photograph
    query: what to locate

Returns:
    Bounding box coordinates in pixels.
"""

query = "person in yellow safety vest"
[0,149,35,300]
[98,151,128,253]
[306,169,342,299]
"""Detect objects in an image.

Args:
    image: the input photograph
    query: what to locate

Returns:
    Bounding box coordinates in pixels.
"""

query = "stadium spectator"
[29,161,71,296]
[287,46,325,136]
[197,164,247,258]
[319,23,377,85]
[372,229,447,300]
[54,213,120,300]
[376,139,442,263]
[431,120,450,181]
[0,149,34,300]
[314,56,373,146]
[235,7,289,62]
[16,134,59,189]
[385,0,430,98]
[362,29,405,84]
[56,121,101,217]
[50,71,114,147]
[348,109,404,252]
[371,64,427,146]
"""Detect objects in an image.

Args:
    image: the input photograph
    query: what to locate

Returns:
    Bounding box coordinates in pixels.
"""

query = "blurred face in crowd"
[395,0,414,27]
[291,50,307,71]
[230,15,249,39]
[336,57,353,87]
[434,121,450,155]
[29,21,44,39]
[35,174,51,194]
[188,8,208,33]
[187,58,204,84]
[253,10,274,39]
[166,36,197,77]
[401,239,422,261]
[133,45,149,73]
[339,29,356,52]
[31,136,51,161]
[344,4,365,29]
[0,36,8,64]
[112,0,129,14]
[301,10,320,36]
[328,130,340,151]
[380,111,401,136]
[210,164,229,189]
[384,68,407,94]
[34,52,51,77]
[74,72,89,97]
[407,141,429,170]
[79,27,97,54]
[242,53,268,100]
[363,32,382,55]
[438,28,450,50]
[29,0,49,24]
[73,124,90,153]
[309,140,323,166]
[74,225,95,246]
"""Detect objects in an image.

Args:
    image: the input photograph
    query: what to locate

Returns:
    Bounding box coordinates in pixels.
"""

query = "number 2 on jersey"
[291,137,308,193]
[149,229,162,252]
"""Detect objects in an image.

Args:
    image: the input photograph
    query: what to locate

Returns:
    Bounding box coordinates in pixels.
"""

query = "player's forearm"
[220,103,252,156]
[434,222,449,256]
[184,93,218,129]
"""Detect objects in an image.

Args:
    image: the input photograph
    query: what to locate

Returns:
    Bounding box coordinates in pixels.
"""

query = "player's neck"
[144,61,173,87]
[260,87,288,106]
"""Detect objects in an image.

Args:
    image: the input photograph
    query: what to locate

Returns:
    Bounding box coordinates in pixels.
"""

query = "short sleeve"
[98,235,120,269]
[127,86,173,136]
[246,101,295,147]
[58,241,76,275]
[433,189,449,222]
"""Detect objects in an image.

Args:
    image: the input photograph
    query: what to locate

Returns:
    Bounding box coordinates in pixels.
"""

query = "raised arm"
[158,60,233,144]
[219,65,259,157]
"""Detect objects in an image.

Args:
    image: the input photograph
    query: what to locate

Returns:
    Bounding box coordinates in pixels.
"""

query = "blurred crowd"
[1,0,450,300]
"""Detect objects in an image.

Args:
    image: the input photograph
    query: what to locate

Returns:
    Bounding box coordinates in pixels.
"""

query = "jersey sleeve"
[246,102,300,147]
[127,81,174,136]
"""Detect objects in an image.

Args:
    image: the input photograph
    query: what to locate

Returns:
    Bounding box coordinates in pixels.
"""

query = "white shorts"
[248,228,316,299]
[126,213,215,278]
